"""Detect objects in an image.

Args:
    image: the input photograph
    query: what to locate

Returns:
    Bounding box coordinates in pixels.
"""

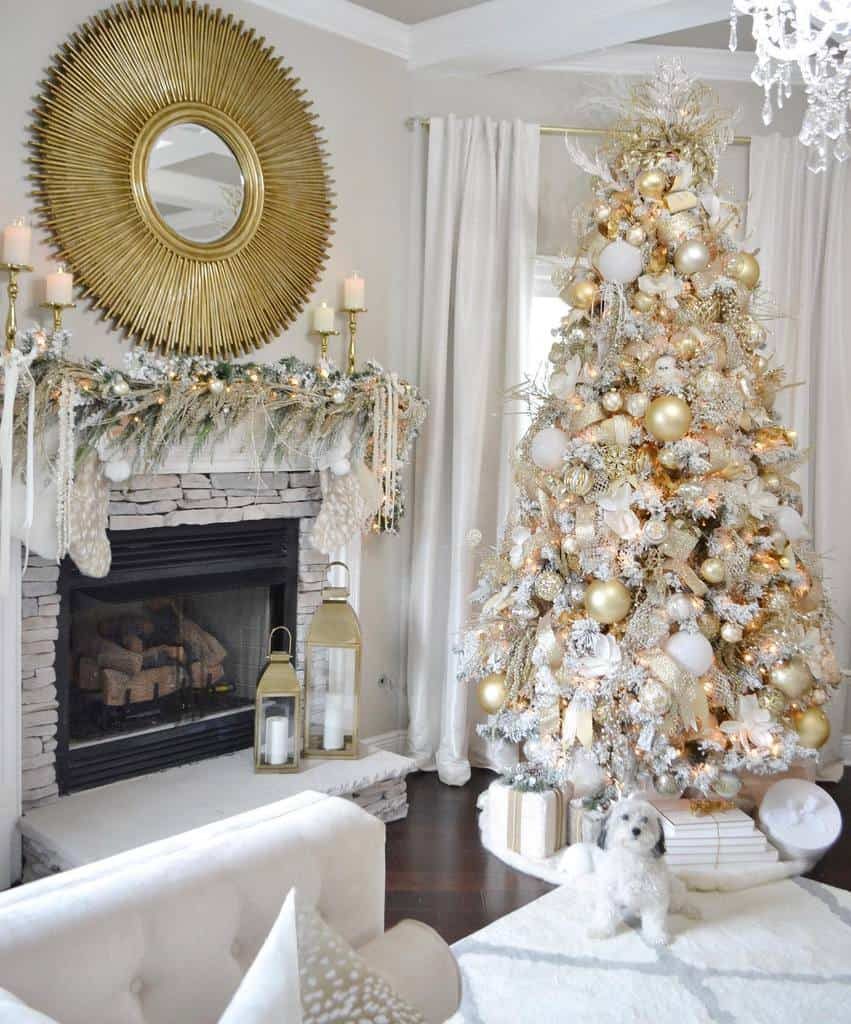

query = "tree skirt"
[447,878,851,1023]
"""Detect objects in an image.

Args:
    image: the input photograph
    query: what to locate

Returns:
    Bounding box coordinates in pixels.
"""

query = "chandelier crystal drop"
[730,1,851,171]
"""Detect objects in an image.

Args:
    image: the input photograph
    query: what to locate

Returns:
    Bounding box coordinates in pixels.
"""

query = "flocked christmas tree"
[461,62,840,802]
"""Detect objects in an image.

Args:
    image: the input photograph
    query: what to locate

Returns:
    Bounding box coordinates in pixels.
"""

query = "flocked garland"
[11,328,427,536]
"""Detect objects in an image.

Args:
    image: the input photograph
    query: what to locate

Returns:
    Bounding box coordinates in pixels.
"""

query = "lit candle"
[313,302,335,332]
[2,219,31,266]
[46,264,73,305]
[265,716,289,766]
[343,272,365,310]
[323,692,345,750]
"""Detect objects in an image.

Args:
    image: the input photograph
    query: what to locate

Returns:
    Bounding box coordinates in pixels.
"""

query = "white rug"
[447,878,851,1023]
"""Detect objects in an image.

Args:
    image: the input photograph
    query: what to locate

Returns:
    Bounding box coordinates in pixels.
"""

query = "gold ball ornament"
[758,687,788,716]
[564,464,594,496]
[658,448,682,471]
[584,579,632,624]
[636,168,668,199]
[564,278,600,310]
[671,332,698,360]
[625,224,647,246]
[534,569,564,603]
[727,251,761,289]
[769,657,815,700]
[632,291,656,314]
[700,557,726,584]
[656,210,699,246]
[698,611,720,639]
[593,201,612,225]
[673,239,711,275]
[793,706,831,749]
[476,673,507,714]
[644,395,692,443]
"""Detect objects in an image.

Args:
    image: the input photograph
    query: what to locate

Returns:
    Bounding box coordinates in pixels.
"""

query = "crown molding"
[246,0,411,60]
[539,43,770,83]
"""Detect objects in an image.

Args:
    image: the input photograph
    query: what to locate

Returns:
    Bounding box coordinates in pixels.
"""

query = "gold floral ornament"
[30,1,334,357]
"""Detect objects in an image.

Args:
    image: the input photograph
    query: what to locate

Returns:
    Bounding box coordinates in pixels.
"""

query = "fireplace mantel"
[0,434,363,889]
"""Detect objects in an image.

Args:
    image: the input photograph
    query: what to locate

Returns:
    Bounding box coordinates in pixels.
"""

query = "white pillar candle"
[46,265,73,305]
[323,692,345,750]
[343,272,365,310]
[313,302,335,332]
[2,220,31,266]
[265,716,289,766]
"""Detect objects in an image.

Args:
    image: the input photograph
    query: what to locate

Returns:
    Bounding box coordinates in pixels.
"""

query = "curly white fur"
[562,798,700,946]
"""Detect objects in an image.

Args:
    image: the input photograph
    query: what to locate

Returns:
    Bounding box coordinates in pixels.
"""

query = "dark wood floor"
[385,767,851,945]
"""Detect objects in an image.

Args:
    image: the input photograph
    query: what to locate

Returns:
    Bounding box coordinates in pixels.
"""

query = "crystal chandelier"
[729,2,851,171]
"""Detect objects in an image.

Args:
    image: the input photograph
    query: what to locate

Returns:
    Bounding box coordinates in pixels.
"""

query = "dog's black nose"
[631,827,641,837]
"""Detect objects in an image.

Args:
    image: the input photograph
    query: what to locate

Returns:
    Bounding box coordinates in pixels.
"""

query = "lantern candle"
[313,302,335,332]
[265,716,289,766]
[46,264,73,305]
[323,692,346,750]
[343,272,365,310]
[2,219,31,266]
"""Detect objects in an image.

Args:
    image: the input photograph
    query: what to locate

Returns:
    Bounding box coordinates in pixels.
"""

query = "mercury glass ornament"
[534,569,564,602]
[700,557,726,584]
[584,579,632,624]
[698,611,719,638]
[769,657,814,700]
[635,168,667,198]
[644,395,692,442]
[696,369,722,394]
[477,673,507,714]
[758,687,787,716]
[656,210,698,246]
[639,679,671,715]
[643,519,668,545]
[673,239,711,275]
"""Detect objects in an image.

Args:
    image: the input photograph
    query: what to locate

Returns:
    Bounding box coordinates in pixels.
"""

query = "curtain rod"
[405,116,751,146]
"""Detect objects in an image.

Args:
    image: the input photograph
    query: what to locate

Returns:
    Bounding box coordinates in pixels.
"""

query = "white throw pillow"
[0,988,60,1023]
[219,889,303,1024]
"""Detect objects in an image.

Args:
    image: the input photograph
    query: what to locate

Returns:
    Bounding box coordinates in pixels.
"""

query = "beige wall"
[0,1,413,740]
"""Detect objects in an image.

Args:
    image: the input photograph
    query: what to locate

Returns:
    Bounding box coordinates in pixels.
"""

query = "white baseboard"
[362,729,408,756]
[842,734,851,766]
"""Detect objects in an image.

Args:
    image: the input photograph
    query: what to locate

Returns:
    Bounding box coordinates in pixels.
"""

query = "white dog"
[579,798,700,946]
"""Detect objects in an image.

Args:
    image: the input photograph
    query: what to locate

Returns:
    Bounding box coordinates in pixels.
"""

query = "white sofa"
[0,791,460,1023]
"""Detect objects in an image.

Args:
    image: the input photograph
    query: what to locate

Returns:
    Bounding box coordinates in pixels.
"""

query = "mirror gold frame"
[30,1,335,357]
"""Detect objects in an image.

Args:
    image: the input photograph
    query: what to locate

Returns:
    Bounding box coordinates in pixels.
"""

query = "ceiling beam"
[407,0,732,73]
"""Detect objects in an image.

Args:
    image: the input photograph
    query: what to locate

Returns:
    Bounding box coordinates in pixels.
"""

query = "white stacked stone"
[20,471,328,813]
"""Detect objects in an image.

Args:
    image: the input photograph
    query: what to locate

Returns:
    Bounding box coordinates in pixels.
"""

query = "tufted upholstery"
[0,791,385,1024]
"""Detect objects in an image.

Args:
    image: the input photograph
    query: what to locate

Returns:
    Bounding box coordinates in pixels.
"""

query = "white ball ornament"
[775,505,807,541]
[664,630,714,676]
[666,593,694,622]
[598,240,643,284]
[549,371,576,401]
[530,426,570,472]
[103,458,132,483]
[720,622,743,643]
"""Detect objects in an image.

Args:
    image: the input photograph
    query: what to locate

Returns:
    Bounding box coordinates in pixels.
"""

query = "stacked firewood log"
[73,600,228,706]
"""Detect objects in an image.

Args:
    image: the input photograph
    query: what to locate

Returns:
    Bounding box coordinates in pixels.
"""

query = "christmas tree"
[461,63,840,801]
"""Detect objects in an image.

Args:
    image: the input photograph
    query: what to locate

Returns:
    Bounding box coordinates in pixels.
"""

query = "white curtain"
[748,135,849,779]
[404,116,540,785]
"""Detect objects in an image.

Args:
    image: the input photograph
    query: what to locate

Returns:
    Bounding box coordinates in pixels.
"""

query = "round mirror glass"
[146,122,245,243]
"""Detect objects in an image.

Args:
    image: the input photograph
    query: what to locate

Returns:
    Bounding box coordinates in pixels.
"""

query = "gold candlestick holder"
[344,307,367,375]
[313,327,340,375]
[41,301,76,333]
[0,262,33,352]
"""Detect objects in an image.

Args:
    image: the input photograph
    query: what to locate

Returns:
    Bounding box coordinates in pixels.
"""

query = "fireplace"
[55,518,298,793]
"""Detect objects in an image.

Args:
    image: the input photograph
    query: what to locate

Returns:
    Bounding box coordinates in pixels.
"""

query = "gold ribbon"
[563,698,594,748]
[660,523,708,596]
[574,504,597,549]
[571,400,604,433]
[591,414,633,446]
[506,786,568,854]
[643,650,709,731]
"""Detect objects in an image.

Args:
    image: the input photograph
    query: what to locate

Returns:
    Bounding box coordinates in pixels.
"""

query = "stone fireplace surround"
[21,468,326,811]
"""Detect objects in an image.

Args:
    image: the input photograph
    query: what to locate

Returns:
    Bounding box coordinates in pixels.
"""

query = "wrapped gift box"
[567,798,606,845]
[486,780,572,860]
[737,761,817,809]
[652,797,780,871]
[758,779,841,864]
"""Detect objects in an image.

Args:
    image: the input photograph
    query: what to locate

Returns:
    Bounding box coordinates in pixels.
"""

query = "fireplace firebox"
[56,519,298,793]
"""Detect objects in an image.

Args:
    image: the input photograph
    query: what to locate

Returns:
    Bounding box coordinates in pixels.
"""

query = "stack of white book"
[652,798,778,870]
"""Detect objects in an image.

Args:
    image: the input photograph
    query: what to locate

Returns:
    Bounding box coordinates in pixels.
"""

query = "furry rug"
[447,878,851,1023]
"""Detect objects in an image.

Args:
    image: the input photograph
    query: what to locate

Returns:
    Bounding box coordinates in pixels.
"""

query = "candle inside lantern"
[265,715,289,766]
[2,219,31,266]
[46,264,73,305]
[313,302,335,332]
[343,272,365,310]
[323,692,346,750]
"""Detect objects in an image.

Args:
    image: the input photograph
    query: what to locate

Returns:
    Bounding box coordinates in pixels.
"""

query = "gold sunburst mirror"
[30,1,335,357]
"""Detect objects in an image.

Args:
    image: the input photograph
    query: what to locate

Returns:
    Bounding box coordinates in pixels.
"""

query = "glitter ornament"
[769,658,814,700]
[534,569,564,602]
[698,612,720,638]
[696,369,722,394]
[656,210,698,246]
[632,291,656,314]
[639,678,671,715]
[758,687,788,716]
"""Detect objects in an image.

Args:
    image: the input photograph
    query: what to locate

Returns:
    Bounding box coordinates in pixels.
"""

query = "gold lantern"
[304,562,362,758]
[254,626,301,773]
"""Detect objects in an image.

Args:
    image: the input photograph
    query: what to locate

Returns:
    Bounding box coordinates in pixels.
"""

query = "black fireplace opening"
[56,518,298,793]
